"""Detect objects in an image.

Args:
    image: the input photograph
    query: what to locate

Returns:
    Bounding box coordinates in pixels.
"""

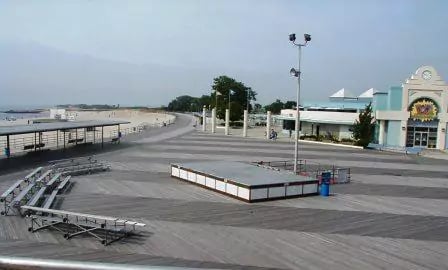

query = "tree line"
[166,75,375,147]
[167,75,296,121]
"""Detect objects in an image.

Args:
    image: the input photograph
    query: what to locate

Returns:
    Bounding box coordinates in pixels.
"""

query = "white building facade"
[374,66,448,150]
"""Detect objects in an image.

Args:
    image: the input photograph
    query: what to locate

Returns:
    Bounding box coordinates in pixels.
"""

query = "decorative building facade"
[374,66,448,150]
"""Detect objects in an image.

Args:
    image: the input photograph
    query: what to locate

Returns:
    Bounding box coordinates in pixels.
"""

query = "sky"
[0,0,447,108]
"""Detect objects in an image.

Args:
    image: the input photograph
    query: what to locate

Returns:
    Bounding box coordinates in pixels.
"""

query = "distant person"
[289,129,292,138]
[269,129,277,140]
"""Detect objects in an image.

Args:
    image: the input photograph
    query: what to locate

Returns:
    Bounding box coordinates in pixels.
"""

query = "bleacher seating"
[50,156,110,176]
[27,187,47,208]
[1,159,140,246]
[46,173,62,188]
[10,184,37,210]
[57,176,71,193]
[35,170,53,185]
[42,190,58,209]
[1,167,45,215]
[22,206,146,245]
[1,179,26,215]
[24,167,43,182]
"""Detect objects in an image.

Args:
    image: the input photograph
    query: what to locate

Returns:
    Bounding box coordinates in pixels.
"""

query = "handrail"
[0,256,193,270]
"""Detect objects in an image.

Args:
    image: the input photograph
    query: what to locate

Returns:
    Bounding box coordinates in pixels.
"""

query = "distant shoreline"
[1,109,45,114]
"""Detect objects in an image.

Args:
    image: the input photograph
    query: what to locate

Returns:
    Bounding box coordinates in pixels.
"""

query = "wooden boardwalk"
[1,114,448,269]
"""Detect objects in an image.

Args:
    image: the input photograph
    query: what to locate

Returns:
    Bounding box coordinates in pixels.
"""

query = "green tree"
[284,101,297,109]
[352,102,375,147]
[229,101,243,122]
[264,99,284,114]
[253,103,263,113]
[211,75,257,120]
[197,95,211,109]
[167,95,198,112]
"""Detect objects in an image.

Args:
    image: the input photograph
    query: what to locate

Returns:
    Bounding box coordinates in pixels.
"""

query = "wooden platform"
[171,161,318,202]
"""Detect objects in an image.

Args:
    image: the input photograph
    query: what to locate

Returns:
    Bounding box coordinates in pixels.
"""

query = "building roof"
[358,88,375,98]
[278,110,358,125]
[302,101,368,110]
[0,120,129,136]
[329,88,356,99]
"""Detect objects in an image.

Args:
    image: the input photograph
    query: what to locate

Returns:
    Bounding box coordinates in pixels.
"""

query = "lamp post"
[246,89,250,112]
[228,89,232,110]
[289,33,311,174]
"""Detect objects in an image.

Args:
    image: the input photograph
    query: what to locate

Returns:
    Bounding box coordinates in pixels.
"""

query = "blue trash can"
[320,172,331,197]
[320,183,330,196]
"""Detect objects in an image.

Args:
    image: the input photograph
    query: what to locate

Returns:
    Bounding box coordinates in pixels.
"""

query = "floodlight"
[304,34,311,42]
[289,33,296,42]
[290,68,299,77]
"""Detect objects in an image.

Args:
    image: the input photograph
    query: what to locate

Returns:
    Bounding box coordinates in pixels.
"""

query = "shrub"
[341,138,354,143]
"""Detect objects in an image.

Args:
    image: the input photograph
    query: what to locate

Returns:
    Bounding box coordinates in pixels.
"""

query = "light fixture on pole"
[215,90,222,109]
[290,33,311,174]
[228,89,233,110]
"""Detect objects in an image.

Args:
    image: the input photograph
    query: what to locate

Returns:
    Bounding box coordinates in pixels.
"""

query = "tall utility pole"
[289,33,311,174]
[246,89,250,112]
[228,89,232,110]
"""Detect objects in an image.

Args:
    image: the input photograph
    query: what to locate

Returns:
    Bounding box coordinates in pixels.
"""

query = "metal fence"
[256,159,350,184]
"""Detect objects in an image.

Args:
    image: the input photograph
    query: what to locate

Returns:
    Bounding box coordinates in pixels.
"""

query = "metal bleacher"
[22,206,146,245]
[1,158,144,245]
[0,167,43,215]
[57,176,72,193]
[27,187,47,208]
[42,190,58,209]
[46,173,62,188]
[1,166,70,216]
[50,156,111,176]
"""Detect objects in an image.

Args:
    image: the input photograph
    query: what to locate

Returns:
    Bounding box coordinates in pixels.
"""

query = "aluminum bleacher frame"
[22,206,146,246]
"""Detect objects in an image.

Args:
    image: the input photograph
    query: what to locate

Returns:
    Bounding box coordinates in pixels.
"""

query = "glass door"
[414,132,429,147]
[414,132,422,147]
[421,132,428,147]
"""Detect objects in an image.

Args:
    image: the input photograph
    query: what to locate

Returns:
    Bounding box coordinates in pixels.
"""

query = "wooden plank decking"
[0,114,447,269]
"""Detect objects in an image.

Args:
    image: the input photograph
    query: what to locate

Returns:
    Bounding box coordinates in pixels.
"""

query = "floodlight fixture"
[290,68,299,77]
[304,34,311,42]
[289,33,296,42]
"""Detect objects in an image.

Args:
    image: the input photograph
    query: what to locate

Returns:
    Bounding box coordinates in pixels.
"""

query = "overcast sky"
[0,0,447,107]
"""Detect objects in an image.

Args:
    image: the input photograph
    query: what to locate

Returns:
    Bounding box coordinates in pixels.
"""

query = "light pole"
[289,33,311,174]
[228,89,232,110]
[246,89,250,112]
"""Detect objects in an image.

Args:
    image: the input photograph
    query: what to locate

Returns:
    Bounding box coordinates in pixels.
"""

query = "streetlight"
[246,89,250,112]
[290,33,311,174]
[228,89,233,110]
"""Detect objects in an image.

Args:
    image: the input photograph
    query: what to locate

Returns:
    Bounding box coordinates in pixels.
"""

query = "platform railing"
[256,160,351,184]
